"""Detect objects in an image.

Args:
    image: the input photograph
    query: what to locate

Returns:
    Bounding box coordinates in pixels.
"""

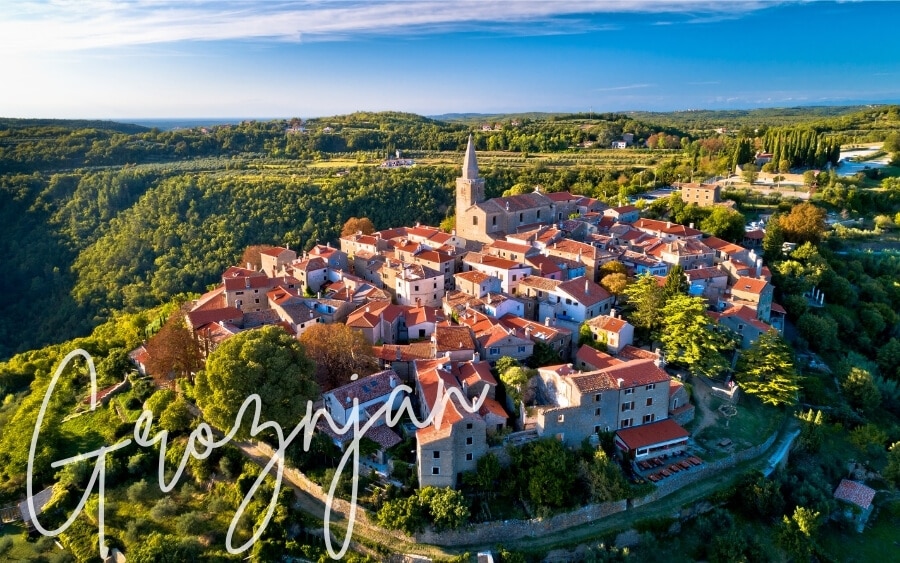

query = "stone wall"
[416,500,628,546]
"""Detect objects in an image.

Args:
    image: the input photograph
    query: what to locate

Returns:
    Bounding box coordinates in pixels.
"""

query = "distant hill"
[0,118,149,134]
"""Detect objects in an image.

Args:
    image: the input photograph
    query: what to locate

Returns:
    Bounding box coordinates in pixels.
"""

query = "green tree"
[525,439,577,509]
[885,441,900,486]
[527,341,561,368]
[735,330,800,407]
[741,163,759,184]
[700,207,746,242]
[159,396,195,434]
[762,214,785,260]
[144,388,175,417]
[600,272,628,306]
[418,486,469,531]
[776,506,820,561]
[500,366,533,415]
[842,367,882,414]
[797,409,825,453]
[779,202,826,245]
[803,170,818,187]
[662,264,688,301]
[465,452,501,494]
[660,294,731,377]
[195,326,316,438]
[623,273,665,340]
[598,260,628,279]
[876,337,900,380]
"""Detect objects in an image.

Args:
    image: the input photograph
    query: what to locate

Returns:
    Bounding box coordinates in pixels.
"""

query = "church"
[454,135,581,244]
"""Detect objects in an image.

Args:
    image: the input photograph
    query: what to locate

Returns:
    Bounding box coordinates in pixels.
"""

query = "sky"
[2,0,900,119]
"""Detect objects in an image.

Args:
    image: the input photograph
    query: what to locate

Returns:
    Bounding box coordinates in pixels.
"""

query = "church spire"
[462,134,479,180]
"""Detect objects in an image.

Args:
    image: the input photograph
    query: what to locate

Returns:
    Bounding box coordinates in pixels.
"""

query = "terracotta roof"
[372,342,435,362]
[538,364,578,377]
[615,418,689,450]
[464,253,525,271]
[575,345,622,371]
[486,240,534,254]
[259,246,291,257]
[610,205,638,214]
[585,315,628,333]
[477,324,532,349]
[720,305,771,332]
[224,275,273,291]
[129,345,150,365]
[557,277,612,307]
[669,379,684,397]
[771,302,787,315]
[833,479,877,510]
[455,270,493,285]
[525,255,563,277]
[434,325,476,352]
[570,370,619,393]
[326,370,401,407]
[479,397,509,420]
[243,309,280,328]
[733,276,769,295]
[459,361,497,387]
[602,358,669,387]
[703,236,746,255]
[545,191,580,203]
[292,256,327,272]
[498,314,571,342]
[618,345,659,361]
[309,244,341,258]
[186,307,243,329]
[685,267,728,281]
[457,309,497,334]
[633,218,702,238]
[492,192,552,212]
[406,306,443,326]
[222,266,264,280]
[518,275,563,292]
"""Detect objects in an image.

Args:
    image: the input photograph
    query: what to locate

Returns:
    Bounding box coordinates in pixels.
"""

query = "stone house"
[462,253,532,295]
[583,313,634,354]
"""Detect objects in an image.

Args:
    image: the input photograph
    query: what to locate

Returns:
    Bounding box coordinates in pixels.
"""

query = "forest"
[2,105,900,561]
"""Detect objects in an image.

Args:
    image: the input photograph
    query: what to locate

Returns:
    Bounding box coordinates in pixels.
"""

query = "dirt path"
[687,376,719,437]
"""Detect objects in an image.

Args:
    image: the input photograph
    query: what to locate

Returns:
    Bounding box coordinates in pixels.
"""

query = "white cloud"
[1,0,782,53]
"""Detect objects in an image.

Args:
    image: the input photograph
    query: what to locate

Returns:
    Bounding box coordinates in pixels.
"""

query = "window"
[419,329,426,338]
[643,414,656,424]
[594,425,601,434]
[466,453,473,461]
[466,422,473,430]
[624,388,633,395]
[254,298,260,304]
[414,285,419,291]
[620,418,633,429]
[537,210,541,219]
[434,282,437,288]
[519,213,524,222]
[594,393,601,402]
[489,347,499,355]
[466,437,473,445]
[512,274,517,282]
[646,397,653,407]
[236,291,244,295]
[557,414,565,423]
[492,216,497,226]
[595,407,601,416]
[432,451,440,459]
[621,401,634,412]
[565,298,572,305]
[518,346,526,353]
[497,424,504,432]
[473,216,478,226]
[432,467,440,475]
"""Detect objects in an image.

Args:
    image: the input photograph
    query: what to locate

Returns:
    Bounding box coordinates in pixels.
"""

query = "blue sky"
[2,1,899,119]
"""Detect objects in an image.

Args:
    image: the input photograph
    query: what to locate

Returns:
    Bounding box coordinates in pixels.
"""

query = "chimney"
[245,277,251,289]
[390,375,397,388]
[654,348,666,369]
[585,279,589,293]
[617,378,624,388]
[666,221,671,229]
[689,223,695,230]
[545,317,551,326]
[610,308,617,318]
[246,262,252,270]
[365,306,370,313]
[756,258,763,279]
[525,326,533,338]
[395,347,402,361]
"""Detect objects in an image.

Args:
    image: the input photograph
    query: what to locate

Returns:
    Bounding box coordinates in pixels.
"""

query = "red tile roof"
[479,397,509,419]
[259,246,291,257]
[602,358,669,387]
[585,315,628,333]
[186,307,243,329]
[459,361,497,387]
[618,345,659,361]
[576,346,622,371]
[456,270,493,285]
[834,479,876,510]
[557,277,612,307]
[434,325,477,352]
[615,418,689,450]
[733,276,769,295]
[326,369,401,407]
[633,218,702,238]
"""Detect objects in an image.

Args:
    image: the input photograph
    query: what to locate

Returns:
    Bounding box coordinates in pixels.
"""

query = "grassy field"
[691,394,781,459]
[0,523,61,561]
[818,499,900,562]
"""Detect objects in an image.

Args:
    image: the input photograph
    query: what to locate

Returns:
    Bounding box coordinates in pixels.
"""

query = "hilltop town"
[131,136,785,495]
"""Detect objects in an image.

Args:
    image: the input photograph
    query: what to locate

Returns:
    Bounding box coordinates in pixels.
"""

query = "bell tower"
[455,134,485,225]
